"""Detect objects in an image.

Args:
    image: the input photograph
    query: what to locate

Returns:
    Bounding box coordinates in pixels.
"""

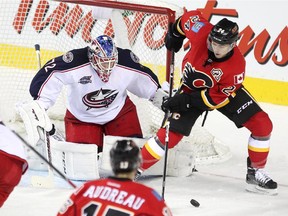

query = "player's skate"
[246,157,277,195]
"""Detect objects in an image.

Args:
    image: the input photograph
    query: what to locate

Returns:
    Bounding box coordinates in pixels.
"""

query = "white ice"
[0,102,287,216]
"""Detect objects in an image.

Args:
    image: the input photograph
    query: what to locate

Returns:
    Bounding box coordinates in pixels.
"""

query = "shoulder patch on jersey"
[79,76,92,84]
[234,72,244,84]
[190,15,200,23]
[62,51,74,63]
[191,21,205,33]
[130,51,140,63]
[210,68,223,82]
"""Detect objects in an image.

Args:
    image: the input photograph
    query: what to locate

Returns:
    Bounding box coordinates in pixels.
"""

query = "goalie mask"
[110,140,142,174]
[88,35,118,82]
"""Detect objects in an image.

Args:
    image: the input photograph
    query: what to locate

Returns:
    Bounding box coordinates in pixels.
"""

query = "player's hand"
[161,93,192,112]
[164,23,185,53]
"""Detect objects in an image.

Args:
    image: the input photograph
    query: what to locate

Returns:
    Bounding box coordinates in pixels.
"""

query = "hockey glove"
[162,92,211,113]
[164,23,185,53]
[162,93,193,112]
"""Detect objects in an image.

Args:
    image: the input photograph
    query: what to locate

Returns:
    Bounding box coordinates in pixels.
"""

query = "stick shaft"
[161,51,175,199]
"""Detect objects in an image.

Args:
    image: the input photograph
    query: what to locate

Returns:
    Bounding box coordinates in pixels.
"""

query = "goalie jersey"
[30,47,160,125]
[57,177,172,216]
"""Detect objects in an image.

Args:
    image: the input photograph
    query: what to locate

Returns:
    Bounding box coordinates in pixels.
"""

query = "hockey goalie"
[17,35,194,181]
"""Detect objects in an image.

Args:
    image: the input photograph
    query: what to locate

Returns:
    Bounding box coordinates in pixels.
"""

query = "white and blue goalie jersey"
[30,47,160,125]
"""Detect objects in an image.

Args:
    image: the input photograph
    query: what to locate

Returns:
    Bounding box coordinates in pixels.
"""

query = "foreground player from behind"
[138,10,277,195]
[57,139,172,216]
[0,117,28,207]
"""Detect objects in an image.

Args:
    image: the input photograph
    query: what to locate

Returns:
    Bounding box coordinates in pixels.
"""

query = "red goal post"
[55,0,177,83]
[0,0,231,165]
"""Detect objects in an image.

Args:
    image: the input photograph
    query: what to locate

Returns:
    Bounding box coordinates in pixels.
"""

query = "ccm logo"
[237,100,253,114]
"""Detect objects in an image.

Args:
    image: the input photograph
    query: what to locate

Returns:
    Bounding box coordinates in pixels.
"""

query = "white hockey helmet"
[88,35,118,82]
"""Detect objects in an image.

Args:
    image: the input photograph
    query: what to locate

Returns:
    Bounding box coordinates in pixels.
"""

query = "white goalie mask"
[88,35,118,82]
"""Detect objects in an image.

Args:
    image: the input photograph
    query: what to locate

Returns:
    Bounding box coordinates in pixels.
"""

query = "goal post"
[0,0,231,165]
[56,0,177,82]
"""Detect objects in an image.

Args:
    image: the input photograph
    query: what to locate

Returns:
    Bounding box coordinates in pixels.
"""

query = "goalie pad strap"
[50,139,99,181]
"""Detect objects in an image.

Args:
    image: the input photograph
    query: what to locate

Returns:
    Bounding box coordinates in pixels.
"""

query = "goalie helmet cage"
[0,0,231,165]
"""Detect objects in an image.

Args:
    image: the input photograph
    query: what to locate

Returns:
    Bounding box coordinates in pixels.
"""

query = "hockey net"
[0,0,231,165]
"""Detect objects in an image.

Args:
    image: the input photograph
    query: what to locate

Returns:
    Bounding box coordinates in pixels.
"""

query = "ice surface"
[0,103,287,216]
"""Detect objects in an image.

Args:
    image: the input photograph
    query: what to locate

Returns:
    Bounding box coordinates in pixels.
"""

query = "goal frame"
[0,0,232,168]
[55,0,176,82]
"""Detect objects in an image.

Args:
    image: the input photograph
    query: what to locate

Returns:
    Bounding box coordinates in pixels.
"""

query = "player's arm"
[17,56,66,145]
[57,193,77,216]
[165,10,212,52]
[30,57,65,110]
[117,48,161,97]
[164,16,185,52]
[147,188,173,216]
[161,82,240,113]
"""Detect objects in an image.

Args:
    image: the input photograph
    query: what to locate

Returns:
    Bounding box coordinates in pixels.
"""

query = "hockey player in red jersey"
[57,139,172,216]
[0,117,28,207]
[28,35,163,153]
[138,10,277,194]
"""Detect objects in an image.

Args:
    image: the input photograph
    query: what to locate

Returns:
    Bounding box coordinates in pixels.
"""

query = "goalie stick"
[30,44,66,188]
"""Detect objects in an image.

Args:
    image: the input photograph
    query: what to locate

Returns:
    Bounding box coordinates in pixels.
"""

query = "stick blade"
[31,175,55,188]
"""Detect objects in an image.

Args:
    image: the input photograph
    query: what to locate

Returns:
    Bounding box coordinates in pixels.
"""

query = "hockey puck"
[190,199,200,207]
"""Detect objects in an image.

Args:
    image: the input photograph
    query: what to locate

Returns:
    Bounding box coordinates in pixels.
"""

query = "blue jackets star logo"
[82,88,119,109]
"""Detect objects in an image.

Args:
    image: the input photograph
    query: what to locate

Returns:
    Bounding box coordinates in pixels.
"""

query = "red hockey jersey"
[178,10,246,109]
[57,177,172,216]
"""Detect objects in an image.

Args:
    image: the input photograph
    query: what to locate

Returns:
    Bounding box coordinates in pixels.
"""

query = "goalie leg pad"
[50,139,99,181]
[102,136,195,177]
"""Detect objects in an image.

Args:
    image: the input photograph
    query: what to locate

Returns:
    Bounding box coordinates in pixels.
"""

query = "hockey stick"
[161,50,175,199]
[13,130,76,189]
[30,44,59,188]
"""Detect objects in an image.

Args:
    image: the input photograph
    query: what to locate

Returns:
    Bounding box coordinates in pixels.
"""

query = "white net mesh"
[0,0,231,164]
